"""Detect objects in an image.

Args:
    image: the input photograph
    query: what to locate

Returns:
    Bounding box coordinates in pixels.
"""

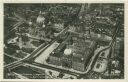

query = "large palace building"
[47,34,97,72]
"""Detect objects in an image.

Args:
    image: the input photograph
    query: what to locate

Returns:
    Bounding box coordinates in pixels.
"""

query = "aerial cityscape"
[4,3,124,79]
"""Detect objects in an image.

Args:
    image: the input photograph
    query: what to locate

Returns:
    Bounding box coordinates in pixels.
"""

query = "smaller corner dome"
[36,15,45,24]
